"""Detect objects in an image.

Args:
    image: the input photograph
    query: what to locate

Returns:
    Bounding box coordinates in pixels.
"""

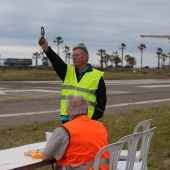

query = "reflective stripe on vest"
[61,95,96,107]
[62,85,96,96]
[60,65,104,118]
[56,158,109,170]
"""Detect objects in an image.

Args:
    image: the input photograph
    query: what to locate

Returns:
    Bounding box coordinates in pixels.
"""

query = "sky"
[0,0,170,67]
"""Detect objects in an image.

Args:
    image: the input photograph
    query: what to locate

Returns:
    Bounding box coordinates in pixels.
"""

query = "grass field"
[0,66,170,169]
[0,106,170,170]
[0,66,170,81]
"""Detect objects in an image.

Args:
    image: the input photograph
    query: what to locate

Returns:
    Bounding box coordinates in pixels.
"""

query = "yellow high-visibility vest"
[60,65,104,118]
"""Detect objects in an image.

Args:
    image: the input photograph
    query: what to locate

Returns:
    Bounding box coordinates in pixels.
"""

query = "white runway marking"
[136,85,170,88]
[105,79,170,85]
[0,89,127,95]
[1,98,170,118]
[0,89,61,95]
[107,90,129,94]
[0,110,60,117]
[106,98,170,108]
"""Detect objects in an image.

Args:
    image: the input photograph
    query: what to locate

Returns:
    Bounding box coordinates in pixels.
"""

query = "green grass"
[0,66,61,81]
[0,66,170,169]
[0,66,170,81]
[0,106,170,170]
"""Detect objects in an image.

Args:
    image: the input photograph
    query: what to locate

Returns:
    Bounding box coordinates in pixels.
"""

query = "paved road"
[0,80,170,127]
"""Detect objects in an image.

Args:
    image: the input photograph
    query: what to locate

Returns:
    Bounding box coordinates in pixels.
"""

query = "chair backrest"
[118,132,143,170]
[140,127,156,170]
[133,119,152,133]
[133,119,152,159]
[93,141,125,170]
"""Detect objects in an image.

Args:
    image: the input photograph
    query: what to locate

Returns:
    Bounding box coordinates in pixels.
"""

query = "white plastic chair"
[133,127,156,170]
[120,119,152,161]
[117,132,143,170]
[117,127,156,170]
[93,141,125,170]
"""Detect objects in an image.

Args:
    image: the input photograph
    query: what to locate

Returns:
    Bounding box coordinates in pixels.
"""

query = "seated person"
[42,94,109,169]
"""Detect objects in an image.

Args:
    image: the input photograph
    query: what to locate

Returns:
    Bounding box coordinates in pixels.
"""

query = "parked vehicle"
[124,65,133,68]
[4,58,32,66]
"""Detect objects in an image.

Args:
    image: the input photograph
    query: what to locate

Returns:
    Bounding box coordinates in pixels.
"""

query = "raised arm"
[39,36,67,81]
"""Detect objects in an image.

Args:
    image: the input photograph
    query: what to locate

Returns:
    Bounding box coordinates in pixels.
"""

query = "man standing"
[42,95,109,170]
[39,36,106,123]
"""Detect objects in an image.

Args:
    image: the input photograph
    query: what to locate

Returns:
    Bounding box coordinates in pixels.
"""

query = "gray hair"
[72,44,89,61]
[66,95,88,116]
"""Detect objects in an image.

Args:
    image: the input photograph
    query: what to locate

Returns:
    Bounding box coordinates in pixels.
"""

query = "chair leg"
[51,163,55,170]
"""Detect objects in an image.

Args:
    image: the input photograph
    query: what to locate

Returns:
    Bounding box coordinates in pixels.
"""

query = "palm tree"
[131,58,136,68]
[110,52,121,68]
[124,55,131,65]
[97,49,106,68]
[32,52,41,66]
[39,48,48,62]
[63,46,70,63]
[113,56,122,68]
[124,55,136,68]
[110,51,121,68]
[67,52,72,64]
[162,53,167,62]
[119,43,126,67]
[53,36,63,55]
[156,48,163,69]
[138,44,146,69]
[103,53,110,68]
[161,53,167,69]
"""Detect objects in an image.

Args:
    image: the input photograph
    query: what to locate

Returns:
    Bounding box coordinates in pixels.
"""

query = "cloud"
[0,0,170,67]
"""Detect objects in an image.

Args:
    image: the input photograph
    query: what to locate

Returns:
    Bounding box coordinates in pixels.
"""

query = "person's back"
[56,115,108,169]
[42,95,109,170]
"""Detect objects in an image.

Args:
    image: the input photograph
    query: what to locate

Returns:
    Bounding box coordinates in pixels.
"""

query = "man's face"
[72,49,88,68]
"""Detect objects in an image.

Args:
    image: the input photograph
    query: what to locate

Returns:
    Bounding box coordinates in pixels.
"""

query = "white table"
[0,141,55,170]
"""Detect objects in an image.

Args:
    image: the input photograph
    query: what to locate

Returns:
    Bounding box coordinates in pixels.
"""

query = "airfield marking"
[136,85,170,88]
[0,95,57,101]
[0,89,128,95]
[0,89,128,100]
[0,88,8,90]
[1,98,170,118]
[0,110,60,118]
[107,90,129,94]
[106,98,170,108]
[0,89,61,95]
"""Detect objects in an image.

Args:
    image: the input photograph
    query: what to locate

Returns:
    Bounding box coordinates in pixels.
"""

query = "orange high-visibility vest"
[56,115,109,170]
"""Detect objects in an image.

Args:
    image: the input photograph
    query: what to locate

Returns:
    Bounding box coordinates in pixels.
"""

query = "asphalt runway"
[0,79,170,127]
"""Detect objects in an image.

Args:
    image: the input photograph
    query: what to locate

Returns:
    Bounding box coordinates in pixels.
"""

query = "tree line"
[32,37,170,69]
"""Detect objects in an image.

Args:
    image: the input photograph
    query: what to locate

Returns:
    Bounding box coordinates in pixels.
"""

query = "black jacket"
[45,47,106,120]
